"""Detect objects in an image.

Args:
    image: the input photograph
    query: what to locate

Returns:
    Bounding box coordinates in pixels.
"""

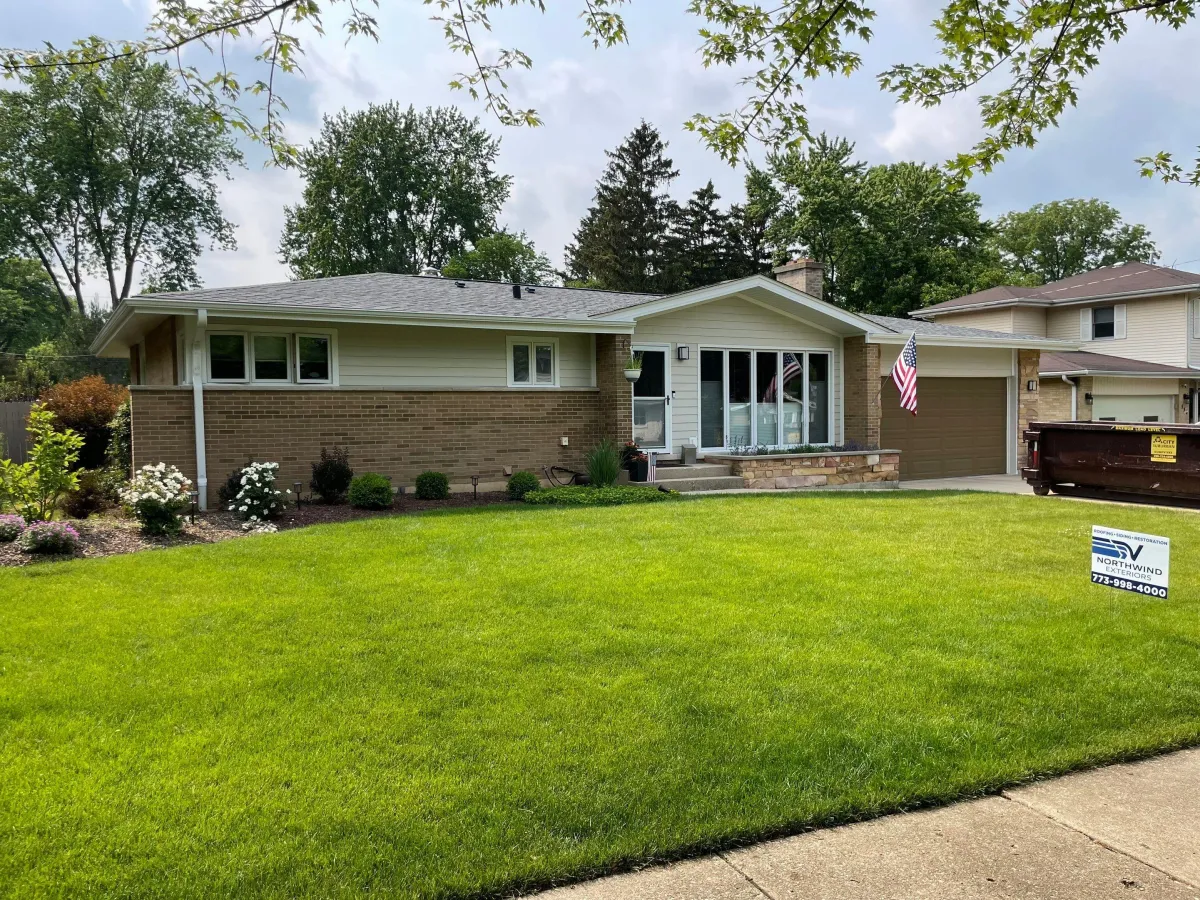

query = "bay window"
[699,348,833,449]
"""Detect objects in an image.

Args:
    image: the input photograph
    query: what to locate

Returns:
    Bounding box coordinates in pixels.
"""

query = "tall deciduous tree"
[280,104,511,278]
[441,231,556,284]
[565,122,680,293]
[0,258,64,354]
[0,59,239,313]
[768,135,994,315]
[990,199,1159,284]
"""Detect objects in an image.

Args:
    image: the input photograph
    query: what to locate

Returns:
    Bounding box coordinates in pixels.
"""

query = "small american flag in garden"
[891,333,918,415]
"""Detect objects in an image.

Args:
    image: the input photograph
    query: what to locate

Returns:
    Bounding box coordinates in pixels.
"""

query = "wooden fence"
[0,401,32,463]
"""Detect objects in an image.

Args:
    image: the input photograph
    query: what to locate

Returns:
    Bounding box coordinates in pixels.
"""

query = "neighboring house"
[914,262,1200,425]
[91,260,1068,505]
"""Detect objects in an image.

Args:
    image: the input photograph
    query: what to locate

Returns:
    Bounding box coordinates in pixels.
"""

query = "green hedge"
[523,485,675,506]
[348,473,393,510]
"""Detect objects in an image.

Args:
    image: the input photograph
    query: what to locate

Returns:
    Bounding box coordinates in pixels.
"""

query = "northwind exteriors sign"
[1091,526,1171,599]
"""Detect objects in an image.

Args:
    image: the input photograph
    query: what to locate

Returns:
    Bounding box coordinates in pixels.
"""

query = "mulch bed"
[0,492,514,568]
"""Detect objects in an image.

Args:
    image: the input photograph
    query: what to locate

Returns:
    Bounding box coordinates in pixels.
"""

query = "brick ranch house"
[91,261,1071,507]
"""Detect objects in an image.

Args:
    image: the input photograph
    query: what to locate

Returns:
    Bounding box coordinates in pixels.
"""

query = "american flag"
[891,333,918,414]
[763,352,804,402]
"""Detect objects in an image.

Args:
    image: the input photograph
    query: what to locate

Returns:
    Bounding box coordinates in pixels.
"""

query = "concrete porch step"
[662,475,746,493]
[653,463,733,480]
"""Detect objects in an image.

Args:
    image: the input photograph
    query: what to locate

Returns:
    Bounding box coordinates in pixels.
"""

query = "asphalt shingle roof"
[862,314,1045,341]
[139,273,661,320]
[1039,351,1199,376]
[920,262,1200,314]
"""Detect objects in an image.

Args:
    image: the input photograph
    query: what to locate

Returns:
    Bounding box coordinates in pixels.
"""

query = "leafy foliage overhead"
[0,59,239,312]
[441,232,557,285]
[280,104,510,279]
[3,0,1192,182]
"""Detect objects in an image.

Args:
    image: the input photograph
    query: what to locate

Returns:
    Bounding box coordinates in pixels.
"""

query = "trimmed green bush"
[506,471,540,500]
[64,469,108,519]
[348,473,393,510]
[414,471,450,501]
[523,485,675,506]
[585,439,622,488]
[310,446,354,503]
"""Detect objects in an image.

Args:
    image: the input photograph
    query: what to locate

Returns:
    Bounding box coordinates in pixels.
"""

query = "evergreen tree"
[665,181,730,291]
[723,165,781,279]
[565,122,679,292]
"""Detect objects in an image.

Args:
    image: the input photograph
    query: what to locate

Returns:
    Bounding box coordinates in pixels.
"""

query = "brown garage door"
[880,377,1008,479]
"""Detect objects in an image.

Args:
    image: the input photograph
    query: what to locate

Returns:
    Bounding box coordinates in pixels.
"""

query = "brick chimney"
[773,258,825,300]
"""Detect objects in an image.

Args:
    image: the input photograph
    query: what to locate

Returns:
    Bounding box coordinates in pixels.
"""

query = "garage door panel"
[1092,395,1174,423]
[881,377,1008,479]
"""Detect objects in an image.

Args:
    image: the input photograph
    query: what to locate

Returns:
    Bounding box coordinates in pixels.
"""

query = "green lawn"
[3,493,1200,898]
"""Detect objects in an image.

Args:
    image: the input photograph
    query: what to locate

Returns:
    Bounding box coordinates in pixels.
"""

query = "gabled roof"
[916,262,1200,318]
[1039,350,1200,378]
[862,314,1046,342]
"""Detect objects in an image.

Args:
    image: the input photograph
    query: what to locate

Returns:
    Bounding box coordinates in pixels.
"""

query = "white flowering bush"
[229,461,289,531]
[121,463,193,536]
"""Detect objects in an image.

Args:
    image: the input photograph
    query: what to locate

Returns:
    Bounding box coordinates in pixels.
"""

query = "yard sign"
[1091,526,1170,599]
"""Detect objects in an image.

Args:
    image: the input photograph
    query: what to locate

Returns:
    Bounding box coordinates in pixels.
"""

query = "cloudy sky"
[10,0,1200,301]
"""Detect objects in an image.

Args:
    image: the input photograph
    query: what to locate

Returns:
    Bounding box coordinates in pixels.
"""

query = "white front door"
[632,345,671,451]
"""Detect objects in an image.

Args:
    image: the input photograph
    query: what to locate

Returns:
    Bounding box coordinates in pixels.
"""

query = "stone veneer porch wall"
[706,451,900,489]
[131,386,603,505]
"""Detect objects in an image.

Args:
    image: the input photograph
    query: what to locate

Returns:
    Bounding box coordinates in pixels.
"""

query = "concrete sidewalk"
[534,748,1200,899]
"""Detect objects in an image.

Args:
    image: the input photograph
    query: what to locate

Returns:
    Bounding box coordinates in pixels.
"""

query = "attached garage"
[881,376,1008,479]
[1092,395,1175,423]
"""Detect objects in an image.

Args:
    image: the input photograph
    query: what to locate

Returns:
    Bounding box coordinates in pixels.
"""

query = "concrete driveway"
[900,474,1032,494]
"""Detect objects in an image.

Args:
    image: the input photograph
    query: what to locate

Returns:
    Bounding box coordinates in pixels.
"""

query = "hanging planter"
[624,351,643,383]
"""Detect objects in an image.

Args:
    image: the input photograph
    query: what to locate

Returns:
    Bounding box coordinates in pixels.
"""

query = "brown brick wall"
[596,333,633,445]
[843,336,881,447]
[1017,350,1040,466]
[1039,377,1074,422]
[131,387,603,504]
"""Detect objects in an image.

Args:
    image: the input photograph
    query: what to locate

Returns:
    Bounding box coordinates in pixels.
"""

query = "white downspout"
[1062,375,1077,421]
[192,309,208,510]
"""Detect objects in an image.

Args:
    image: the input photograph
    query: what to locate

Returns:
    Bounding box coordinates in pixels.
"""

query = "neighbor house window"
[209,334,247,381]
[1092,306,1116,340]
[508,338,556,386]
[253,334,290,382]
[297,335,331,382]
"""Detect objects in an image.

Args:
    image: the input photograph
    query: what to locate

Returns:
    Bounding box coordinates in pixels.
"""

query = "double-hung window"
[207,331,335,385]
[1092,306,1116,340]
[508,338,556,387]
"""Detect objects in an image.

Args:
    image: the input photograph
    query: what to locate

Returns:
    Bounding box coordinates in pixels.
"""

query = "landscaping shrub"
[523,485,675,506]
[64,469,108,519]
[415,471,450,500]
[0,514,24,542]
[586,439,622,488]
[310,446,354,503]
[40,376,128,469]
[0,404,83,522]
[506,470,540,500]
[19,520,80,555]
[348,473,393,510]
[228,462,287,529]
[106,399,132,475]
[121,463,193,536]
[217,466,250,507]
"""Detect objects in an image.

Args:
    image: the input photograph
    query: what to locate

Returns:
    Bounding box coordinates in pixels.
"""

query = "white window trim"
[295,332,337,385]
[506,336,560,388]
[205,327,339,386]
[696,346,836,451]
[251,333,293,384]
[1090,305,1117,341]
[206,332,250,383]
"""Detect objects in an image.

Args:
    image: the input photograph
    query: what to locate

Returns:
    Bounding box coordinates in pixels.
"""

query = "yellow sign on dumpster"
[1151,434,1177,464]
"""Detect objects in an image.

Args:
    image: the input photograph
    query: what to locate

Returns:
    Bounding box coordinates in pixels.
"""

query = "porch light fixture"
[1085,392,1094,405]
[1026,380,1038,392]
[677,344,690,362]
[471,474,480,501]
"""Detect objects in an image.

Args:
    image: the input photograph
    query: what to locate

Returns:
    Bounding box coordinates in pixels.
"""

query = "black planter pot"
[628,459,649,482]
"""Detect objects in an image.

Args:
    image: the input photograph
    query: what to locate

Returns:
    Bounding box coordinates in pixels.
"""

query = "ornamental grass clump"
[229,462,288,530]
[19,521,80,555]
[0,514,24,543]
[121,463,193,536]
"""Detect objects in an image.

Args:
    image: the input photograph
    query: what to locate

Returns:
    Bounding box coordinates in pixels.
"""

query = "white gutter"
[192,309,208,511]
[1062,375,1077,420]
[866,332,1075,351]
[1041,369,1196,378]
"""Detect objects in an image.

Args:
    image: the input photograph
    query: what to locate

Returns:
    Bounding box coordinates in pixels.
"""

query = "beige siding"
[1092,377,1180,395]
[1011,307,1047,337]
[631,296,843,451]
[1046,294,1190,367]
[1188,297,1200,368]
[204,317,595,388]
[929,308,1014,332]
[916,345,1013,377]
